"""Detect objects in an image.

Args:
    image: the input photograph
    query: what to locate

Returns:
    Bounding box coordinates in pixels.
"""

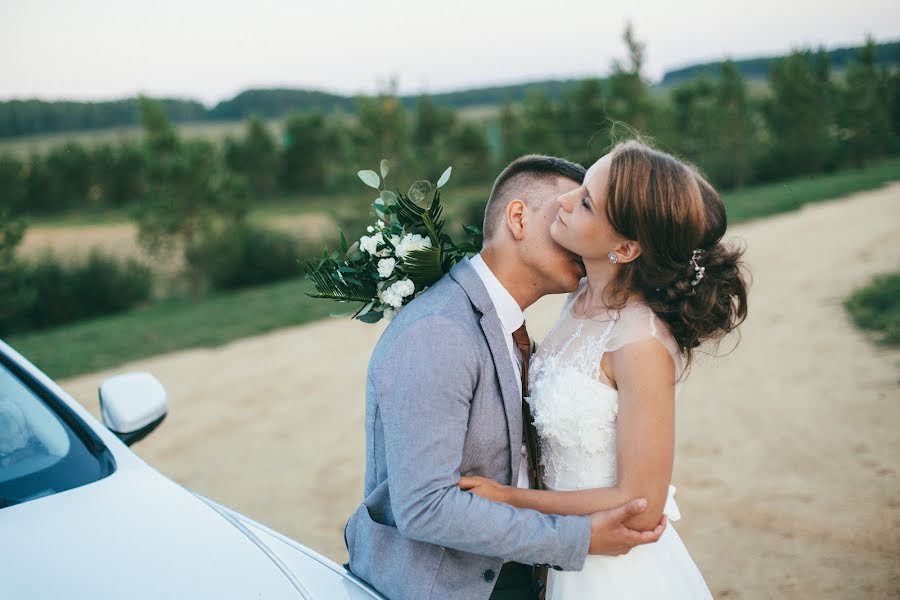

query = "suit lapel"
[450,260,523,483]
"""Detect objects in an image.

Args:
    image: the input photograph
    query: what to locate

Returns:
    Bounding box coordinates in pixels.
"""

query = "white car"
[0,339,383,600]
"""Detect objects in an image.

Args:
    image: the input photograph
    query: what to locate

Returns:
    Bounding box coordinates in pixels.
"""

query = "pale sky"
[1,0,898,106]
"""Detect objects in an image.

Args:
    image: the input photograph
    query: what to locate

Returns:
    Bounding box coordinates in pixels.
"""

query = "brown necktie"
[512,323,543,490]
[513,323,549,598]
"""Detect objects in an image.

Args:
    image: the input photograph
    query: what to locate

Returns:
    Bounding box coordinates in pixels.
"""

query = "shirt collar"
[469,254,524,334]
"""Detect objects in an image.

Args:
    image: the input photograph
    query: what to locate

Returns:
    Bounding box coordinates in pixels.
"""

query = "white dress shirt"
[469,254,531,490]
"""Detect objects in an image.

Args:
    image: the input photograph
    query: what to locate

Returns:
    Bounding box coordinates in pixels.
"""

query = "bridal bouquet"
[304,160,482,323]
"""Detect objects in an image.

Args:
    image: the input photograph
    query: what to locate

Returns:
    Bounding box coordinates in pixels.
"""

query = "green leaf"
[358,170,381,189]
[380,159,390,180]
[357,310,384,324]
[355,300,375,317]
[436,166,452,188]
[408,180,432,204]
[403,247,444,289]
[305,258,377,304]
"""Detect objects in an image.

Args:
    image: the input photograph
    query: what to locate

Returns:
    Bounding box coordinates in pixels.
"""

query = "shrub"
[0,249,154,335]
[187,223,309,291]
[845,272,900,346]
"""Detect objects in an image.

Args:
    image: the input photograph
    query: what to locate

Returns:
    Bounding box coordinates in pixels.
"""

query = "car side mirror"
[99,372,168,446]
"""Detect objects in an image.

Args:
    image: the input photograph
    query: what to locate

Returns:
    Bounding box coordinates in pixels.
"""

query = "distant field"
[0,105,501,157]
[0,118,280,157]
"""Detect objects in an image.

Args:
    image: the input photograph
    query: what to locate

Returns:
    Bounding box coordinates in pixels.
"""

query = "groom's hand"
[587,498,667,555]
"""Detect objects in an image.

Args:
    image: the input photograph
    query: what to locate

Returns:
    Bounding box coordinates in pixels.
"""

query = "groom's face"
[521,176,586,294]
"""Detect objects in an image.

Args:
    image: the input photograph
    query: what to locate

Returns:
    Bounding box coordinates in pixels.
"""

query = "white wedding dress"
[528,279,713,599]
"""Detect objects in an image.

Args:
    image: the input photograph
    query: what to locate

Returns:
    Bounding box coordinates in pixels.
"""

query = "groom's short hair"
[483,154,586,240]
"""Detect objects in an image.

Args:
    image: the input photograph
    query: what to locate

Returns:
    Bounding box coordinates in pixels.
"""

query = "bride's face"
[550,154,624,261]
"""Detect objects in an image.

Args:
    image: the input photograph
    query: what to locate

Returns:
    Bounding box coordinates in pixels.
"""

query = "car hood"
[0,463,378,599]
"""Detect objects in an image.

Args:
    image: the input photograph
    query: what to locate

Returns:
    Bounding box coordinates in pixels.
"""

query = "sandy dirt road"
[60,183,900,598]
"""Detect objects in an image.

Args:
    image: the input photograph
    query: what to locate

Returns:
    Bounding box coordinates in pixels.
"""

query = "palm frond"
[305,261,375,303]
[403,246,444,289]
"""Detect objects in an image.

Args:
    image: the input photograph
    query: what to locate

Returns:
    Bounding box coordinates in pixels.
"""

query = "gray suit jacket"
[345,259,591,600]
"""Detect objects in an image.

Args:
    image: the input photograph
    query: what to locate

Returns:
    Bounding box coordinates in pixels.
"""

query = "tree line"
[4,31,897,221]
[2,38,896,139]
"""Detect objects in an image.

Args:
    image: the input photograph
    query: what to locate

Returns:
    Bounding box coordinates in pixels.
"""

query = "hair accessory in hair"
[690,249,706,293]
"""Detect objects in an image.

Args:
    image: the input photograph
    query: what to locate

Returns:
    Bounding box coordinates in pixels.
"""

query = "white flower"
[379,288,403,309]
[392,278,415,298]
[383,308,397,322]
[366,226,374,233]
[394,233,432,260]
[376,220,385,229]
[359,233,384,256]
[379,278,416,309]
[377,258,396,279]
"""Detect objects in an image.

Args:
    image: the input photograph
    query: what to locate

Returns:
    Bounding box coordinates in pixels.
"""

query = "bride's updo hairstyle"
[603,139,749,367]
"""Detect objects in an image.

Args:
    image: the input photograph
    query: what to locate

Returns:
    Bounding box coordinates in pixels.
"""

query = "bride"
[460,140,749,598]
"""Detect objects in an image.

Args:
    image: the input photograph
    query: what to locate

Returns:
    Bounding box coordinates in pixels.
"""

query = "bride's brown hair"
[601,139,750,369]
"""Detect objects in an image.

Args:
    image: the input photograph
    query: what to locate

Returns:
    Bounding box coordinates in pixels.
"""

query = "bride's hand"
[459,475,511,504]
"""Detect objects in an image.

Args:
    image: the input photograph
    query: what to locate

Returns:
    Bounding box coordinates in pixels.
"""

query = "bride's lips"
[555,210,567,226]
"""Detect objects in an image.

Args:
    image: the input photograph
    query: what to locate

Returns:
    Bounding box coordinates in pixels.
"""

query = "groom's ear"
[505,199,527,241]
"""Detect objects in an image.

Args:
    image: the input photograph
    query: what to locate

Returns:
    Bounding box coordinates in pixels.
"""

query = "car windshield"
[0,359,113,509]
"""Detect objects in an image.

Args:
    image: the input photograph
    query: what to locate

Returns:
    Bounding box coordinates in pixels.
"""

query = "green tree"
[840,37,893,165]
[0,154,26,215]
[764,50,832,177]
[43,142,94,212]
[562,78,609,159]
[225,116,279,197]
[0,209,34,334]
[670,76,719,174]
[412,95,457,178]
[134,98,249,300]
[22,154,53,215]
[519,89,565,156]
[712,60,755,188]
[93,142,146,207]
[499,101,525,162]
[280,111,343,191]
[352,92,412,176]
[888,68,900,147]
[606,22,654,134]
[450,122,492,183]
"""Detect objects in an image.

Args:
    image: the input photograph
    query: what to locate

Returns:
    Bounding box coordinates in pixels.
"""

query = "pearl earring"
[608,252,618,264]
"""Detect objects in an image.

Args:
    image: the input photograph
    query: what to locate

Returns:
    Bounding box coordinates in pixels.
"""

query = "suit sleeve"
[376,315,591,569]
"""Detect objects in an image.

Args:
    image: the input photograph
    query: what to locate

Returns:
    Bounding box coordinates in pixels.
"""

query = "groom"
[345,155,666,600]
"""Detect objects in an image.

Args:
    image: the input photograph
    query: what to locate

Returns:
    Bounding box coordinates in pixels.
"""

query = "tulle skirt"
[546,524,713,599]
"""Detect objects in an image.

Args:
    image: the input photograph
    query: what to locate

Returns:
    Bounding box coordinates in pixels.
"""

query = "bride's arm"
[460,337,676,531]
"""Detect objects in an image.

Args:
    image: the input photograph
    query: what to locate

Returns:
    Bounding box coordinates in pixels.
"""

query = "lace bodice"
[528,279,685,498]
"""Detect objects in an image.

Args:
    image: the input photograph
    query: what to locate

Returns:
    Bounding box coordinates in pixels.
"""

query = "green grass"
[723,157,900,224]
[844,272,900,348]
[4,278,342,380]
